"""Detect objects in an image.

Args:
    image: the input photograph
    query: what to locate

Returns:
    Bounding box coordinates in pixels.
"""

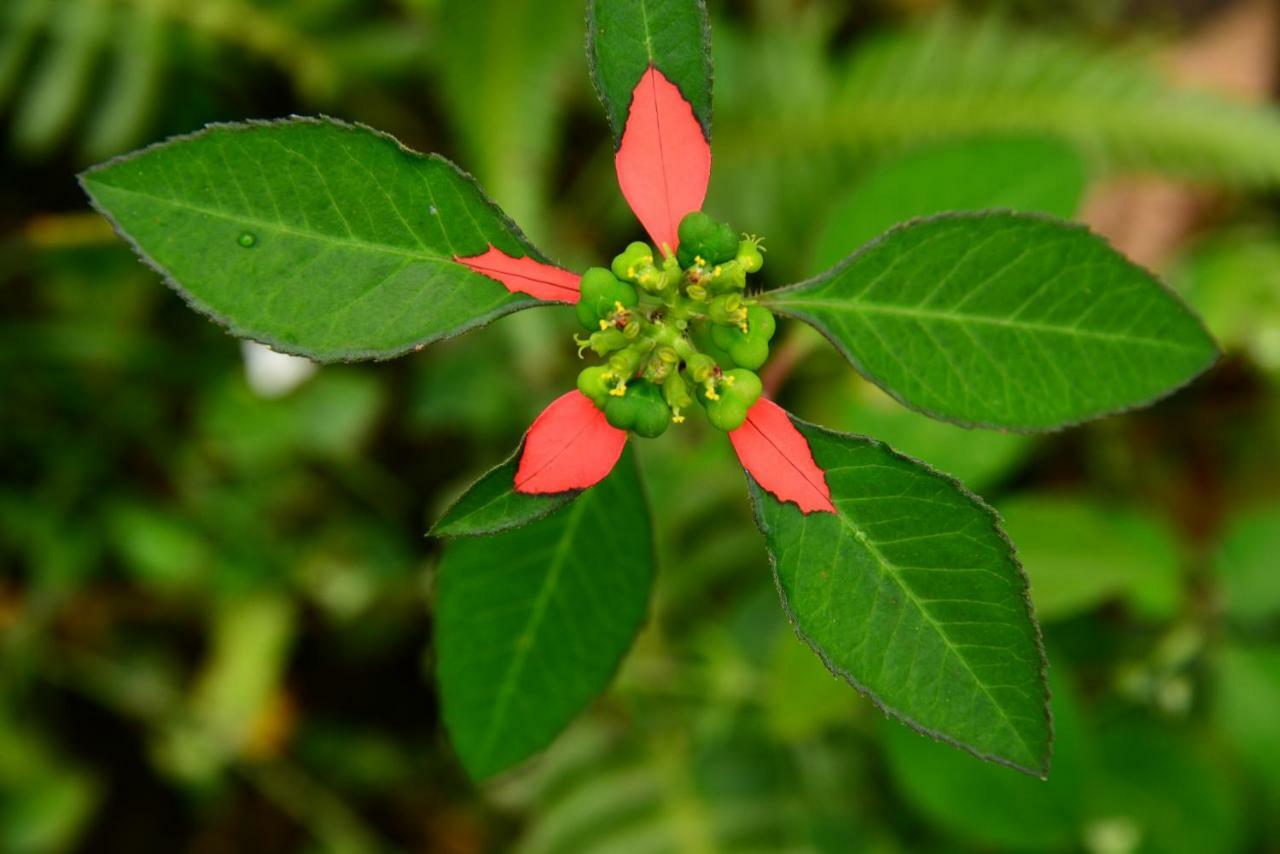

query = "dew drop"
[428,205,438,216]
[237,231,257,248]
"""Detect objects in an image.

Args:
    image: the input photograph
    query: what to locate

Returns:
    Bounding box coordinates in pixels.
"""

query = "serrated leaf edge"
[742,411,1054,777]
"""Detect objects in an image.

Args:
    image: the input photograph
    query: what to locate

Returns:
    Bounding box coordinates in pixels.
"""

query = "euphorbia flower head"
[457,64,834,516]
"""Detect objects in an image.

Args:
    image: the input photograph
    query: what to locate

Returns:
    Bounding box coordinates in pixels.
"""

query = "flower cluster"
[572,211,775,437]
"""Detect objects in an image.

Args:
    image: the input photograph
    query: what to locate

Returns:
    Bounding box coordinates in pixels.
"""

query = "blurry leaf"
[1215,644,1280,810]
[763,213,1219,431]
[587,0,713,145]
[435,447,653,779]
[884,665,1087,850]
[82,0,166,161]
[191,594,296,761]
[748,415,1051,775]
[410,327,540,437]
[81,118,568,362]
[1176,231,1280,373]
[999,496,1182,622]
[500,718,866,854]
[762,627,855,742]
[200,369,384,469]
[439,0,580,235]
[0,770,99,854]
[803,376,1032,490]
[0,712,100,854]
[1213,503,1280,623]
[431,443,580,538]
[106,502,212,591]
[718,14,1280,224]
[10,0,111,155]
[1087,720,1242,854]
[813,136,1087,270]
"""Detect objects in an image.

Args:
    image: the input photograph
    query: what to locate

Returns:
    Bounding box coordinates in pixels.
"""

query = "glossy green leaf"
[80,117,561,362]
[748,415,1051,775]
[436,447,653,779]
[1213,503,1280,623]
[999,496,1182,622]
[764,213,1219,431]
[587,0,712,144]
[430,444,580,539]
[813,136,1087,270]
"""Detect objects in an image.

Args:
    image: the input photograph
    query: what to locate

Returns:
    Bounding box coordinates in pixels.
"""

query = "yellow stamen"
[610,381,627,397]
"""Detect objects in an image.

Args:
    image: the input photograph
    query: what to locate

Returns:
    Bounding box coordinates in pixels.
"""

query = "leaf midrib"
[829,498,1039,766]
[771,295,1206,353]
[87,179,467,266]
[474,495,591,767]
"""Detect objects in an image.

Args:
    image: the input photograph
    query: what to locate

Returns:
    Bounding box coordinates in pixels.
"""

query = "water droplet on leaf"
[238,231,257,248]
[428,206,438,215]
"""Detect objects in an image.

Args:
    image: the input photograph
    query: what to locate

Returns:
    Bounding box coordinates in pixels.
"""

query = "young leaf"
[613,66,712,254]
[728,398,834,514]
[435,447,653,780]
[515,391,629,494]
[80,117,576,362]
[763,213,1219,431]
[587,0,712,145]
[812,136,1087,270]
[746,413,1051,775]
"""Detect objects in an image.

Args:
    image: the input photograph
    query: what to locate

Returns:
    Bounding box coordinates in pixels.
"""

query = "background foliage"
[4,0,1280,851]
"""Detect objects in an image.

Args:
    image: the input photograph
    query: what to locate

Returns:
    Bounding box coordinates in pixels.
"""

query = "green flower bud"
[608,342,650,378]
[611,242,655,283]
[727,336,770,370]
[576,267,639,330]
[708,293,746,326]
[704,259,747,294]
[705,397,748,431]
[577,365,613,408]
[663,370,694,411]
[703,368,762,431]
[685,353,718,383]
[589,328,628,356]
[676,212,739,268]
[605,380,671,438]
[737,235,765,274]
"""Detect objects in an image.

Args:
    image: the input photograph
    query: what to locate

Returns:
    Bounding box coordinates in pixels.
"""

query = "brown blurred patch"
[1084,0,1279,270]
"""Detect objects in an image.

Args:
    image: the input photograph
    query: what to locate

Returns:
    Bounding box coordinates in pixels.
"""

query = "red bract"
[457,66,833,516]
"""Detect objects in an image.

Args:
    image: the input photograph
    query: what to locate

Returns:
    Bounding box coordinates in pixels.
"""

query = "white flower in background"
[241,341,317,398]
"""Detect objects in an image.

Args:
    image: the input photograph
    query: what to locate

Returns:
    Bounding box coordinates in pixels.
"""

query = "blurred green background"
[4,0,1280,851]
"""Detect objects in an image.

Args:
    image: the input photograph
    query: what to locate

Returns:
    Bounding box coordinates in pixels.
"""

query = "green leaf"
[436,447,653,779]
[439,0,581,235]
[1215,644,1280,810]
[801,373,1032,491]
[999,496,1182,622]
[812,136,1087,271]
[587,0,712,144]
[747,414,1051,775]
[1175,232,1280,372]
[883,664,1086,850]
[763,213,1219,431]
[430,444,580,539]
[1213,503,1280,623]
[80,117,562,362]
